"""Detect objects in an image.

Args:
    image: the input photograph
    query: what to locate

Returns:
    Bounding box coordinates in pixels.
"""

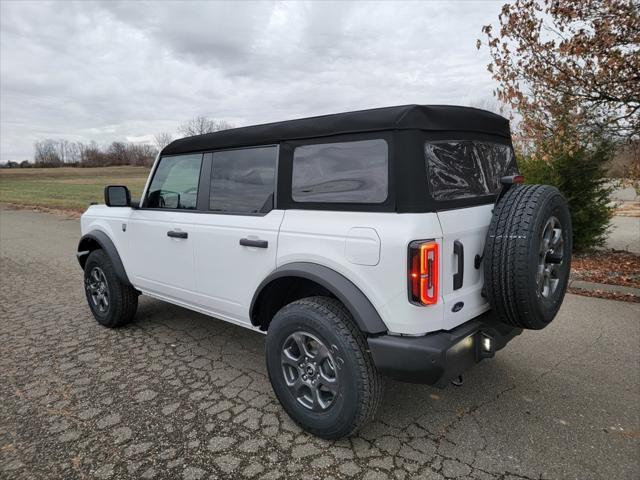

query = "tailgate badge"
[452,302,464,312]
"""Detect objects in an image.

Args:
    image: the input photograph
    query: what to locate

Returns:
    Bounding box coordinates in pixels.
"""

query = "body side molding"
[76,230,132,286]
[250,262,388,334]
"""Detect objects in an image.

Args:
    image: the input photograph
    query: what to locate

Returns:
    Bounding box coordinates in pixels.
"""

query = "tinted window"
[209,146,277,213]
[292,139,388,203]
[425,141,516,201]
[146,154,202,209]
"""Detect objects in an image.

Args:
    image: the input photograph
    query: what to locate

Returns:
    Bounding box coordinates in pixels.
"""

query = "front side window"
[292,139,388,203]
[425,141,516,201]
[146,154,202,209]
[209,146,277,213]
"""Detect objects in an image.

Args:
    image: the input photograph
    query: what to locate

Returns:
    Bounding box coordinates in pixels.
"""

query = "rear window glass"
[209,146,277,214]
[292,139,388,203]
[425,141,516,201]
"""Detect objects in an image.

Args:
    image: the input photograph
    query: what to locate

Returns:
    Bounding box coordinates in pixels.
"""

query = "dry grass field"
[0,166,150,212]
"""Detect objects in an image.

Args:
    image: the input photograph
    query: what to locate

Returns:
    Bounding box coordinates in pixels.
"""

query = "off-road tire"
[266,296,383,439]
[83,249,138,328]
[484,184,572,330]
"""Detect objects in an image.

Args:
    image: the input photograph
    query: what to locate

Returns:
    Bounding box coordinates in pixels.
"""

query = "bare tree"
[65,141,80,164]
[178,116,234,137]
[467,98,510,117]
[34,140,62,166]
[154,132,174,150]
[58,139,69,163]
[32,139,157,168]
[33,139,83,165]
[129,144,158,166]
[106,142,132,166]
[77,141,104,167]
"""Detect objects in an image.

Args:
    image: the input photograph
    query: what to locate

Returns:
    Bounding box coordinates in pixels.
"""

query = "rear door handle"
[167,230,188,239]
[453,240,464,290]
[239,238,268,248]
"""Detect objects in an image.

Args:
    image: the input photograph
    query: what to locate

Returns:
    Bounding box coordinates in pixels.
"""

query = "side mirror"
[104,185,131,207]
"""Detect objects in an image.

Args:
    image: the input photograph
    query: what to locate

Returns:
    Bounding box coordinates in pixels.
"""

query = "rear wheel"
[84,249,138,328]
[484,184,572,330]
[266,296,382,439]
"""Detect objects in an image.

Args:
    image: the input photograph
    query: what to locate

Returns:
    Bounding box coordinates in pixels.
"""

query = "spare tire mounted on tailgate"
[484,183,572,330]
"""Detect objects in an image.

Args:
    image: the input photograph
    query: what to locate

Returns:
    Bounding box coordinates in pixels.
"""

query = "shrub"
[519,141,614,252]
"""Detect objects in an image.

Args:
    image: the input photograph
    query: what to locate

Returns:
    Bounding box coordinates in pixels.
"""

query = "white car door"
[127,153,203,304]
[190,146,282,326]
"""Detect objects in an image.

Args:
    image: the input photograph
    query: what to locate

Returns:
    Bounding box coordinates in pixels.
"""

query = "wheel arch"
[250,262,388,335]
[77,230,132,286]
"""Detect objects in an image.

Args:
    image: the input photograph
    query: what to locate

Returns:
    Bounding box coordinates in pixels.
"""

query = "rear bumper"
[367,311,522,386]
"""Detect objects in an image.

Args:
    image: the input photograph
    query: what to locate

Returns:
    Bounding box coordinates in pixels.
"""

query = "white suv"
[77,105,571,438]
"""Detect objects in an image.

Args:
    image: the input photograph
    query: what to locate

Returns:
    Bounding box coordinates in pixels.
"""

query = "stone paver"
[1,206,639,479]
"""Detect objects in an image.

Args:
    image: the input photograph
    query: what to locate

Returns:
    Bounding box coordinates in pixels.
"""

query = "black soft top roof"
[162,104,510,156]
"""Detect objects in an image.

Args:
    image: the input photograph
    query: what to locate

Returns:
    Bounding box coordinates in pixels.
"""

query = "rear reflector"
[500,174,525,185]
[408,240,439,305]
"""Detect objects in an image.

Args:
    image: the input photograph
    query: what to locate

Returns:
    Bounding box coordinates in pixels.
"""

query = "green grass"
[0,166,151,212]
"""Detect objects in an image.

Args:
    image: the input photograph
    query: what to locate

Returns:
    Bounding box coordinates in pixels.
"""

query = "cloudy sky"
[0,0,504,161]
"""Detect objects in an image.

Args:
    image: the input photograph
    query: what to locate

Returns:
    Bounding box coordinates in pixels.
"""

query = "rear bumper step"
[367,311,522,386]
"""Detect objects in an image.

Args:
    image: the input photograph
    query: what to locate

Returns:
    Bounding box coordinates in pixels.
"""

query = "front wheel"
[265,296,383,439]
[84,249,138,328]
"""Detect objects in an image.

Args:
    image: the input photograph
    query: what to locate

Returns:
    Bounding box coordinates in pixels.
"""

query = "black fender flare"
[76,230,132,286]
[250,262,388,335]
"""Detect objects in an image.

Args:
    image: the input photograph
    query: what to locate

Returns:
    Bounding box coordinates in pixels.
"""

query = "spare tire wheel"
[484,184,572,330]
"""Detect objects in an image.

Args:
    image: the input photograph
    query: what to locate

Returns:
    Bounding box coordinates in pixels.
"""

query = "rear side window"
[209,146,277,213]
[146,154,202,209]
[292,139,388,203]
[425,141,516,201]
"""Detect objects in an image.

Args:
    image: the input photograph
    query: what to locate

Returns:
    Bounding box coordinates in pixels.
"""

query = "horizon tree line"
[2,116,235,168]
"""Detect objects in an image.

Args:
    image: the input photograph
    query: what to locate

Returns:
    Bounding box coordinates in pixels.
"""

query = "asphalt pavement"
[1,206,638,480]
[606,216,640,254]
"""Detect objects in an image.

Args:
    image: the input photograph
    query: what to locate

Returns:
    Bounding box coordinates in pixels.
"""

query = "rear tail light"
[408,240,439,305]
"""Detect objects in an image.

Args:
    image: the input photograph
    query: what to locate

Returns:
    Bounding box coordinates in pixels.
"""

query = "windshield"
[425,141,517,201]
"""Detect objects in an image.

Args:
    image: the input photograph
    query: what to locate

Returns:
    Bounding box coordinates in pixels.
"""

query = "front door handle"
[453,240,464,290]
[167,230,188,239]
[239,238,268,248]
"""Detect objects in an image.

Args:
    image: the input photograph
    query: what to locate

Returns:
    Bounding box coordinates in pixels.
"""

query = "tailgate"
[436,204,493,330]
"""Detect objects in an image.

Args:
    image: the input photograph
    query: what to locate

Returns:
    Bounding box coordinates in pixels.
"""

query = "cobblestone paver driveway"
[1,207,639,480]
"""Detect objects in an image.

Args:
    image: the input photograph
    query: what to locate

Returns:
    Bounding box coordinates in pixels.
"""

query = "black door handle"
[167,230,188,239]
[453,240,464,290]
[239,238,268,248]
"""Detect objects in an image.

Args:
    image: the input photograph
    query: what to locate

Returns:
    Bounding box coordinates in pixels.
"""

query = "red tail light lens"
[408,240,439,305]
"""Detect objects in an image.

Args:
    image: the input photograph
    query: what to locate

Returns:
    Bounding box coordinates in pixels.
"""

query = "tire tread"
[84,249,138,328]
[484,184,570,329]
[271,296,383,438]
